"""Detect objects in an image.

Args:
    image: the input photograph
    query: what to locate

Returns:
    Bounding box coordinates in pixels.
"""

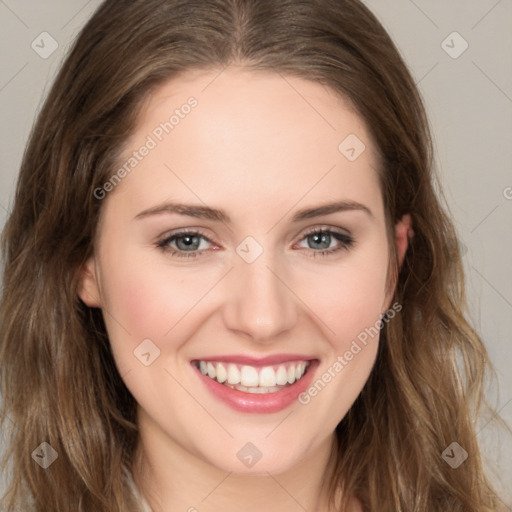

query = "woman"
[0,0,509,510]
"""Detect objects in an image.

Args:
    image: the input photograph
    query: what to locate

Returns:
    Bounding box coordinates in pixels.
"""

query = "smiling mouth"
[193,359,312,394]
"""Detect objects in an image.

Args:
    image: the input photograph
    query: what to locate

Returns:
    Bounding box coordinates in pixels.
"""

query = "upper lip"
[192,354,317,367]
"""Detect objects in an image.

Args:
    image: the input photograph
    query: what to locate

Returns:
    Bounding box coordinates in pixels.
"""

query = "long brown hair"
[1,1,509,510]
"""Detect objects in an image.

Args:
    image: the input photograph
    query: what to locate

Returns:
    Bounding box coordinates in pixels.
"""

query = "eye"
[295,228,354,257]
[156,227,354,259]
[156,230,214,258]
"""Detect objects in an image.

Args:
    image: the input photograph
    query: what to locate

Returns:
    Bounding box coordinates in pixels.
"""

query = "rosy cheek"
[123,280,161,334]
[102,252,208,344]
[308,260,387,335]
[96,250,158,340]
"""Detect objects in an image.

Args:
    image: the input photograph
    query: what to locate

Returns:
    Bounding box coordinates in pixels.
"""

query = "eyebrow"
[134,200,373,223]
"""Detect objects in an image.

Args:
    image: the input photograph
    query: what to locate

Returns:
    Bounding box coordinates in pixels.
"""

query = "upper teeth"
[198,360,310,387]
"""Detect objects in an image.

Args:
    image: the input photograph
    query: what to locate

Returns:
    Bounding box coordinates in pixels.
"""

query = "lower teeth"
[223,382,289,394]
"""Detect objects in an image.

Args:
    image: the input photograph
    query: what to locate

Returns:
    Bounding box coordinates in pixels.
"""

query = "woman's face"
[79,67,409,475]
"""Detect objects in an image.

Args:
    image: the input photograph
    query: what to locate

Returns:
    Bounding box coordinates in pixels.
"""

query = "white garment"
[126,471,153,512]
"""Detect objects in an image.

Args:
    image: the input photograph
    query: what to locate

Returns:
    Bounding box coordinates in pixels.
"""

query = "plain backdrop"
[0,0,511,506]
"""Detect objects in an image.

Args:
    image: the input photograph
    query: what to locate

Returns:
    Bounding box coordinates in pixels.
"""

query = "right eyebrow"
[134,202,230,222]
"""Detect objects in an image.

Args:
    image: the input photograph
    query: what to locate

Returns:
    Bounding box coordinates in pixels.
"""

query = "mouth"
[191,355,319,413]
[194,359,311,394]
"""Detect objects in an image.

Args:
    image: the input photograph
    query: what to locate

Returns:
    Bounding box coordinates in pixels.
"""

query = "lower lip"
[192,360,319,414]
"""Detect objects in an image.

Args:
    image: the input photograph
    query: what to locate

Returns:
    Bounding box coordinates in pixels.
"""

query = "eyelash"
[156,227,354,259]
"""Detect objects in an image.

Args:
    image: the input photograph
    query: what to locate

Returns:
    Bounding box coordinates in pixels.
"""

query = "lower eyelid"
[158,229,353,256]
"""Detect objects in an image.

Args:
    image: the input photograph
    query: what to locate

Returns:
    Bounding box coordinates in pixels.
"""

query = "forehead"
[136,66,374,158]
[107,67,382,222]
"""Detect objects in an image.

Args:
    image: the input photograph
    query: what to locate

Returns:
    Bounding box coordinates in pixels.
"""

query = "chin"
[198,437,312,476]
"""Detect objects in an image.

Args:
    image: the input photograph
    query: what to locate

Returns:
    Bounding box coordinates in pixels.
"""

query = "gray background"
[0,0,511,506]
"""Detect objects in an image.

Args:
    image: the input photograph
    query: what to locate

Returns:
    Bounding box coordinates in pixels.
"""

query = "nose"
[221,246,298,343]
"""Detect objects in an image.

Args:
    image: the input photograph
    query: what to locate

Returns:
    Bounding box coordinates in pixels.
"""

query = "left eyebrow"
[291,200,373,221]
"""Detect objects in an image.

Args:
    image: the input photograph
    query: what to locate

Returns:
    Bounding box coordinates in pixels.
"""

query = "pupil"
[177,235,199,250]
[311,233,330,249]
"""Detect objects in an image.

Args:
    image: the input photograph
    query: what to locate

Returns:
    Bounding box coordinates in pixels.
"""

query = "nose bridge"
[222,238,297,342]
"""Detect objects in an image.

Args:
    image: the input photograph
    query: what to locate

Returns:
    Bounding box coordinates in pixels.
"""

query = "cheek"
[96,240,223,364]
[101,261,168,335]
[295,251,389,423]
[296,245,389,347]
[94,243,175,358]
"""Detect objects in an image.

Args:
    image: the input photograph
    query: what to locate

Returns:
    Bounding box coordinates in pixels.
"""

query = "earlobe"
[77,256,102,307]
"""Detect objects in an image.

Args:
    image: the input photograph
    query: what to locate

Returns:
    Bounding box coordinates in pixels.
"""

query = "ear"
[395,213,413,268]
[382,213,413,313]
[77,255,102,307]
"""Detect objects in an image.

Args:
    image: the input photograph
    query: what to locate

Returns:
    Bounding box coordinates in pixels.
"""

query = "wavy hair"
[0,0,509,510]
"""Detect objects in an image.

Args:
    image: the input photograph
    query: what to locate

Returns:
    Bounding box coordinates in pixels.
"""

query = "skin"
[79,67,412,512]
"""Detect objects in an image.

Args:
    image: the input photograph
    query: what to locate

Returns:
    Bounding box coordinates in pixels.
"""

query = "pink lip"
[192,353,316,367]
[191,358,320,414]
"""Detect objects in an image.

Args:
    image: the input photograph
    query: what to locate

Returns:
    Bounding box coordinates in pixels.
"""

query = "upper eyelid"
[299,225,352,238]
[158,229,213,247]
[159,225,352,249]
